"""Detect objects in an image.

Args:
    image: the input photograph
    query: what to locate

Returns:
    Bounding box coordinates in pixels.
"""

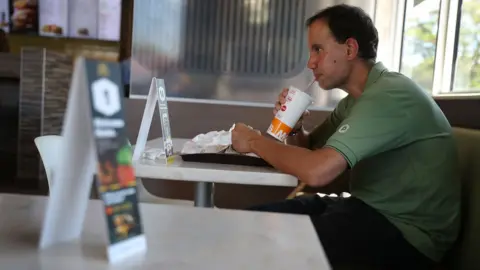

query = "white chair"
[34,135,62,188]
[34,135,194,206]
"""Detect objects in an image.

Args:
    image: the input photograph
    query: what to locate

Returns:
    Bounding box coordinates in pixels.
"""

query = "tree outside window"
[400,0,440,92]
[400,0,480,94]
[453,0,480,92]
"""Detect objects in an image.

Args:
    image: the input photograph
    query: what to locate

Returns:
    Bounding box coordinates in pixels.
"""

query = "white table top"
[0,194,330,270]
[133,138,298,187]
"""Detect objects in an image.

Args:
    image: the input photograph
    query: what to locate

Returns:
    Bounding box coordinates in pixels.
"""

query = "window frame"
[396,0,480,96]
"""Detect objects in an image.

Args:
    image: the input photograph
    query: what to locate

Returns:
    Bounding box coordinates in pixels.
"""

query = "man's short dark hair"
[306,4,378,61]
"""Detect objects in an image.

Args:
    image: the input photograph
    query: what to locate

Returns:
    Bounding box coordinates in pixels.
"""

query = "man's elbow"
[300,170,336,187]
[298,150,348,187]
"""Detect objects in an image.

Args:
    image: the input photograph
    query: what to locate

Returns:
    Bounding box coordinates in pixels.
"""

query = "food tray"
[180,153,272,167]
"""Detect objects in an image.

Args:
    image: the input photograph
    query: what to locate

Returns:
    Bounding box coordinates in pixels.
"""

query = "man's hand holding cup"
[273,88,310,131]
[268,87,312,141]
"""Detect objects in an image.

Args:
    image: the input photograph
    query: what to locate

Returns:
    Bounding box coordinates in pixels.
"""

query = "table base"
[194,182,214,207]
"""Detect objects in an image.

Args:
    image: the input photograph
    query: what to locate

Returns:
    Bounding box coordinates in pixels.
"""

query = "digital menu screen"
[38,0,121,41]
[38,0,66,36]
[0,0,9,32]
[9,0,39,34]
[68,0,98,39]
[98,0,121,41]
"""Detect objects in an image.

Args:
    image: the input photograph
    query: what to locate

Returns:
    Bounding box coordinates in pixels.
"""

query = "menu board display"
[0,0,9,32]
[38,0,66,36]
[38,0,121,41]
[98,0,121,41]
[68,0,98,39]
[10,0,39,34]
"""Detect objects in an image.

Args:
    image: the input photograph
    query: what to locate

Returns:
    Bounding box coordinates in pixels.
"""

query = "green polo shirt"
[309,62,461,262]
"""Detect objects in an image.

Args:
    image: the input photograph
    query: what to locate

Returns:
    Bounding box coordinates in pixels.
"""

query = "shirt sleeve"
[324,93,411,168]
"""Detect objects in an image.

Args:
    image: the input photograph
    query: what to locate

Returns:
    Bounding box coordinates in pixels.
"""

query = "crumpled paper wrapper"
[181,130,231,154]
[141,147,165,160]
[181,124,258,157]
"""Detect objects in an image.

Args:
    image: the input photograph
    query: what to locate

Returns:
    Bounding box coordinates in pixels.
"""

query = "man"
[231,4,460,269]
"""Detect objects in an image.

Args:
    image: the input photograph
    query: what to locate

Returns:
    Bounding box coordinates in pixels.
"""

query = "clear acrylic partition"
[129,0,375,109]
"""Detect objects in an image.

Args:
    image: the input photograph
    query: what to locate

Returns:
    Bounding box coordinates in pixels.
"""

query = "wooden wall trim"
[119,0,134,61]
[435,98,480,130]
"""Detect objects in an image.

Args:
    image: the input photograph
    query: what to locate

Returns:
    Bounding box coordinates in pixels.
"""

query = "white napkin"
[141,147,166,160]
[181,125,259,157]
[181,130,232,154]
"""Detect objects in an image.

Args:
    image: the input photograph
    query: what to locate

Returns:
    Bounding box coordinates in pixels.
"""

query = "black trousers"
[247,195,435,270]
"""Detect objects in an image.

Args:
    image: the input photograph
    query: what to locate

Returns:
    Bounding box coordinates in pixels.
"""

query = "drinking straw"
[285,78,316,199]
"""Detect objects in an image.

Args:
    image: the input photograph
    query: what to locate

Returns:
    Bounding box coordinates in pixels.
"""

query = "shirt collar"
[365,62,388,89]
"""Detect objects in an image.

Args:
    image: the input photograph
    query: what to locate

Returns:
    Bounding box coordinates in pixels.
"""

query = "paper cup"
[267,87,313,141]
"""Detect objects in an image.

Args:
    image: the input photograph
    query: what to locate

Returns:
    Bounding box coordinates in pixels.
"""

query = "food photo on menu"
[35,0,121,40]
[38,0,67,36]
[10,0,38,33]
[0,0,9,32]
[41,23,62,35]
[67,0,97,39]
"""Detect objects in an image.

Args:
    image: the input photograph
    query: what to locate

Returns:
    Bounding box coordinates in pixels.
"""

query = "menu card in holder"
[132,77,174,164]
[39,57,147,264]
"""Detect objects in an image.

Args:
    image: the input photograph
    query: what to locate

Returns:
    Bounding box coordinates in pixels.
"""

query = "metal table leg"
[194,182,214,207]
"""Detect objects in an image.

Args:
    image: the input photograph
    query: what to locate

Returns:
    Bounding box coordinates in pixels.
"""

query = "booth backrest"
[443,127,480,270]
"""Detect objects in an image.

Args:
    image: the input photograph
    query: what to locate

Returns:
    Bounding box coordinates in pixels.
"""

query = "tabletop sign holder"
[39,57,147,264]
[132,77,174,164]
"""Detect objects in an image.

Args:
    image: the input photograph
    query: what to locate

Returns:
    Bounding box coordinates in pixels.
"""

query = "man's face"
[307,19,351,90]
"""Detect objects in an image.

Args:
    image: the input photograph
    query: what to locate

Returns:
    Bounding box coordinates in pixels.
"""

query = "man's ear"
[345,38,359,60]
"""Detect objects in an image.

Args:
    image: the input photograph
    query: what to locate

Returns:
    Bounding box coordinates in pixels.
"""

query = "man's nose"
[307,56,317,70]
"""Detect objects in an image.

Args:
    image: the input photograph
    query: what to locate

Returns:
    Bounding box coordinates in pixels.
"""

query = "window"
[128,0,477,109]
[398,0,480,95]
[399,0,441,91]
[129,0,377,109]
[130,0,311,104]
[452,0,480,92]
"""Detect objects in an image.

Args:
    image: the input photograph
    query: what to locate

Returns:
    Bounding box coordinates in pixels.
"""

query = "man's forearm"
[285,126,311,149]
[249,135,347,187]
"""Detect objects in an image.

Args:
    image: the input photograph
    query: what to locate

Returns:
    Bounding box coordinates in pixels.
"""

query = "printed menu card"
[40,57,146,264]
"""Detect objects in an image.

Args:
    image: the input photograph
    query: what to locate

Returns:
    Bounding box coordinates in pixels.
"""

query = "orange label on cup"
[267,117,292,141]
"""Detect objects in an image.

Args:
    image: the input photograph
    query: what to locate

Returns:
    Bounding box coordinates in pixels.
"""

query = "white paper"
[181,130,231,154]
[141,147,165,160]
[180,126,259,157]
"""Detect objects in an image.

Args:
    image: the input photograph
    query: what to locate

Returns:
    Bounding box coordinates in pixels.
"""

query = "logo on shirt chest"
[338,124,350,133]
